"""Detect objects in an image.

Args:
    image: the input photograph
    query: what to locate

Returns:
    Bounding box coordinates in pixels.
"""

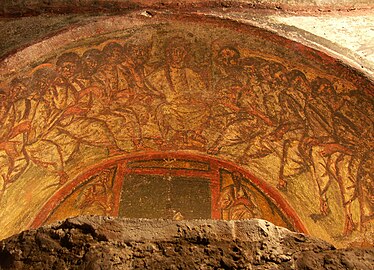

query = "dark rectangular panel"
[119,174,169,218]
[171,177,211,219]
[119,174,212,220]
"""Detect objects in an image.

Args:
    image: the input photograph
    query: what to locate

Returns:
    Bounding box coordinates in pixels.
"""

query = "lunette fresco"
[0,20,373,247]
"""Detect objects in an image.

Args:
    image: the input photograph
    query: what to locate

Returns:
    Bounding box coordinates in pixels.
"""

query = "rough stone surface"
[1,7,373,80]
[0,0,373,16]
[0,15,98,61]
[0,216,372,269]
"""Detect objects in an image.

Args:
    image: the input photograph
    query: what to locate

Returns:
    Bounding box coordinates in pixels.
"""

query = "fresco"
[0,17,373,248]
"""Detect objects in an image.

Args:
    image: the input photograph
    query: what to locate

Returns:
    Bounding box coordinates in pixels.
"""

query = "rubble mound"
[0,216,373,269]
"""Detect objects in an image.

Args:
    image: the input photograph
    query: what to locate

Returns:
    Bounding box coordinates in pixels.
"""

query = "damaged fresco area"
[34,155,297,233]
[0,19,373,248]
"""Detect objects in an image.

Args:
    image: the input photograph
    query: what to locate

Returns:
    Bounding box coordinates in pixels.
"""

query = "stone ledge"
[0,216,372,269]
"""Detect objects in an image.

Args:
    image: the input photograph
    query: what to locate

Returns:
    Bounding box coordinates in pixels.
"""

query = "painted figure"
[218,171,260,219]
[258,61,283,126]
[89,43,149,150]
[0,31,372,248]
[54,53,122,158]
[331,89,373,235]
[215,46,247,86]
[301,77,341,217]
[75,169,115,215]
[24,67,70,184]
[209,47,273,160]
[0,88,30,196]
[347,90,374,232]
[0,79,31,194]
[274,70,309,190]
[92,42,129,100]
[147,37,210,147]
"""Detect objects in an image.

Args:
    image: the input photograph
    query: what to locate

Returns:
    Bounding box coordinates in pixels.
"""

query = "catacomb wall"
[0,1,373,249]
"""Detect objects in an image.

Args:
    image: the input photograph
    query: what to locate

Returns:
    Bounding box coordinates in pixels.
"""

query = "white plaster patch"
[273,14,374,72]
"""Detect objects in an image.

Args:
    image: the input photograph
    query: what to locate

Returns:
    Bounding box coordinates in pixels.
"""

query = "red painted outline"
[111,163,125,217]
[209,161,221,219]
[30,151,308,234]
[123,168,214,178]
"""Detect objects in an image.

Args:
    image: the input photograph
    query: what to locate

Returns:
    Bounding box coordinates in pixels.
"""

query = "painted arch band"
[31,152,308,233]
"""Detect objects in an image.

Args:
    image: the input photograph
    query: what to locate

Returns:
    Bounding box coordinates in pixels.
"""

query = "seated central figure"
[146,37,210,148]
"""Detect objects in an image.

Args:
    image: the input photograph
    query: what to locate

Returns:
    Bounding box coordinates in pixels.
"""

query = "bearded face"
[59,61,78,79]
[218,48,239,68]
[131,46,150,65]
[168,46,187,68]
[292,76,310,95]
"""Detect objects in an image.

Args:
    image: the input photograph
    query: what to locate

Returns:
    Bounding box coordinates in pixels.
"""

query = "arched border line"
[30,151,309,234]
